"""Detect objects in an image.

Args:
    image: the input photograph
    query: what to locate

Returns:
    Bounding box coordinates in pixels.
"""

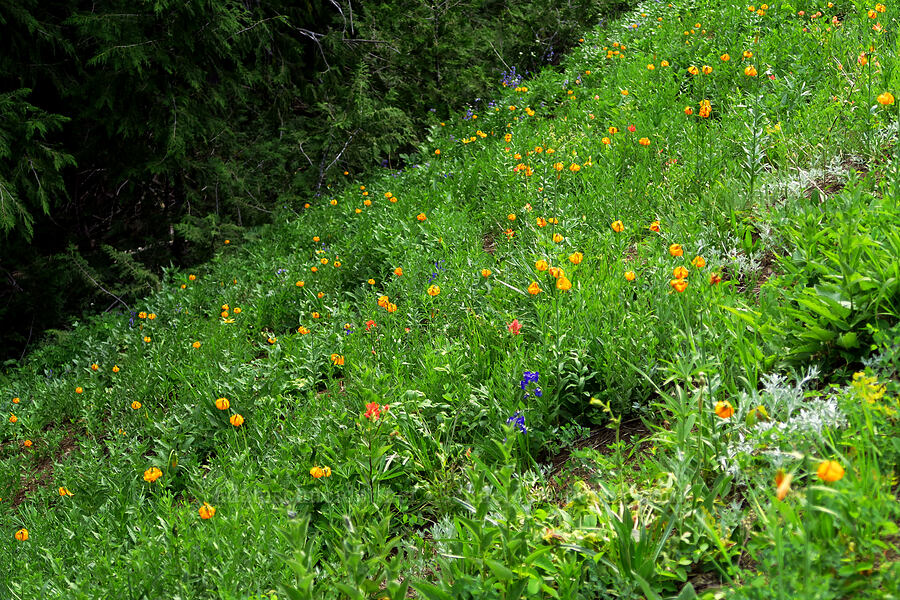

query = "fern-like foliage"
[0,89,75,238]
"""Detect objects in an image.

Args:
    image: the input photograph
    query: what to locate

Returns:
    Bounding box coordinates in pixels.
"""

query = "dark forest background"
[0,0,627,362]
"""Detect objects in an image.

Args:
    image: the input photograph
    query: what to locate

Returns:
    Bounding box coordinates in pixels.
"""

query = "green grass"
[2,1,900,598]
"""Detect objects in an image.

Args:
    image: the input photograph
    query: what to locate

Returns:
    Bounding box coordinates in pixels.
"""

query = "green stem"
[894,98,899,201]
[867,58,872,157]
[553,173,561,375]
[368,446,374,504]
[615,417,624,504]
[696,119,705,205]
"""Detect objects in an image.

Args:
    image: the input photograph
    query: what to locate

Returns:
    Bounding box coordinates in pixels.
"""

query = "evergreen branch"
[68,247,131,312]
[72,13,148,19]
[89,39,159,65]
[342,39,400,52]
[234,197,273,214]
[102,245,159,292]
[227,16,284,40]
[107,39,159,50]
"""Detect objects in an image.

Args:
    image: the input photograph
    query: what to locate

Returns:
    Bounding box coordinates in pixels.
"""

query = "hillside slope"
[2,1,900,598]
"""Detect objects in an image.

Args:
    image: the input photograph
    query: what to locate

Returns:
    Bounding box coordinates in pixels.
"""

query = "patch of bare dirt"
[804,173,847,200]
[12,422,81,507]
[752,251,777,296]
[724,250,777,297]
[804,156,870,202]
[482,231,496,255]
[548,419,651,474]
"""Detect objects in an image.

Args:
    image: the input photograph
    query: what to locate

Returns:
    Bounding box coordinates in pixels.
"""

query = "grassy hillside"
[2,1,900,598]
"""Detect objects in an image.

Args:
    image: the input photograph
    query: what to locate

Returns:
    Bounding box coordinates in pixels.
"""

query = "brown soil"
[548,419,651,474]
[724,249,777,297]
[482,231,497,255]
[12,422,82,507]
[804,156,869,201]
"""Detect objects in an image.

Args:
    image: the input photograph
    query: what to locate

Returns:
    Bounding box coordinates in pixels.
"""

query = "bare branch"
[318,129,358,191]
[493,279,528,296]
[171,96,177,147]
[18,315,35,362]
[328,0,347,34]
[347,0,354,35]
[27,158,43,191]
[289,26,330,71]
[489,41,511,72]
[297,142,314,167]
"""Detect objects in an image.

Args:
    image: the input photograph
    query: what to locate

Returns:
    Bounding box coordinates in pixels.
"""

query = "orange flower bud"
[670,279,688,293]
[714,400,734,418]
[816,460,845,482]
[775,470,792,500]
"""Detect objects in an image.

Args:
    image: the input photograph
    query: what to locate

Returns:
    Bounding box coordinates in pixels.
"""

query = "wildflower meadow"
[2,1,900,598]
